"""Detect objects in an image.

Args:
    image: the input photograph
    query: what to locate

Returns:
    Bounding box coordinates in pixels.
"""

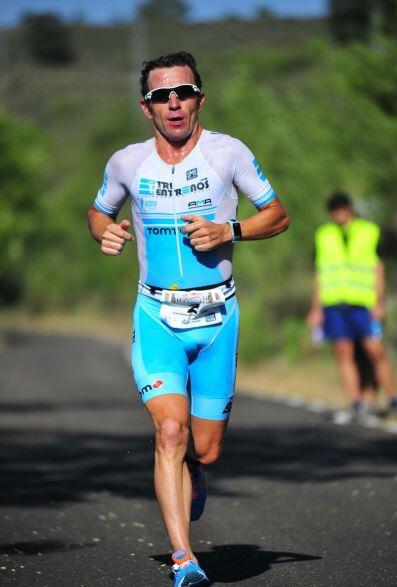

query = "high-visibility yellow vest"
[315,218,380,309]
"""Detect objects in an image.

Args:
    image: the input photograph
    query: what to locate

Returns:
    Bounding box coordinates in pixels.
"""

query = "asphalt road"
[0,332,396,586]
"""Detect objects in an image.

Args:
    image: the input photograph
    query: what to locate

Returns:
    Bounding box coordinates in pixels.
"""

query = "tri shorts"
[131,290,239,420]
[323,304,377,341]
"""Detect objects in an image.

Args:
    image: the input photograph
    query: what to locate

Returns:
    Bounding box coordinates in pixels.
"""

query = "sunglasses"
[144,84,201,104]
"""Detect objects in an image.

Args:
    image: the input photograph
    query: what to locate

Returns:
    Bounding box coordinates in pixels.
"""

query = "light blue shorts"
[131,292,239,420]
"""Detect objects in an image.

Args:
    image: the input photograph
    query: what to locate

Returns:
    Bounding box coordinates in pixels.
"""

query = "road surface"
[0,332,396,586]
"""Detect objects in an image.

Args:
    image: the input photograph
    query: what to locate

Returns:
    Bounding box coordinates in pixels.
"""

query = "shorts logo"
[140,379,164,397]
[223,400,233,414]
[186,168,198,180]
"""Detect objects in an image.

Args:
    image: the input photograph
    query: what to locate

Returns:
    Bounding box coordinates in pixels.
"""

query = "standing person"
[88,51,289,586]
[307,191,397,423]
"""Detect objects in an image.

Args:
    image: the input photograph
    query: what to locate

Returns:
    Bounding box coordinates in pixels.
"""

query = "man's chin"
[162,128,192,144]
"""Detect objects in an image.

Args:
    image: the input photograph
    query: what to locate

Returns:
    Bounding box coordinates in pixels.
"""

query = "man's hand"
[101,219,133,255]
[371,301,385,321]
[181,215,230,251]
[306,307,324,328]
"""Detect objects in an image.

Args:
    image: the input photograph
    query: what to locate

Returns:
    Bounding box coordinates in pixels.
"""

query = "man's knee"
[365,340,386,363]
[334,339,354,361]
[155,418,189,455]
[195,442,223,465]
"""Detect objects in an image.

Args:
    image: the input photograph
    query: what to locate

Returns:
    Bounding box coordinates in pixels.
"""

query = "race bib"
[160,298,223,330]
[159,287,225,329]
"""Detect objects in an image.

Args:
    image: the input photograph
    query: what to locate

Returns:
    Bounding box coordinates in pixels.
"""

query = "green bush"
[0,111,47,305]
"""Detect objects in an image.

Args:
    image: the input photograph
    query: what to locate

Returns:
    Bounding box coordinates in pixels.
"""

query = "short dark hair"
[140,51,202,98]
[326,191,352,212]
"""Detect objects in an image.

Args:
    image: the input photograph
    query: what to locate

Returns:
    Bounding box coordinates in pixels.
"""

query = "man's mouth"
[168,116,185,127]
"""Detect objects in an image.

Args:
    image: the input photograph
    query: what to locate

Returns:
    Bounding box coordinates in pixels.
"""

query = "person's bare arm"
[306,273,324,327]
[372,260,386,319]
[181,198,289,252]
[88,207,133,255]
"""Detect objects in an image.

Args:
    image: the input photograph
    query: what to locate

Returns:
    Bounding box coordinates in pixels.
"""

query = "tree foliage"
[22,13,75,64]
[330,0,397,44]
[0,111,46,304]
[137,0,189,23]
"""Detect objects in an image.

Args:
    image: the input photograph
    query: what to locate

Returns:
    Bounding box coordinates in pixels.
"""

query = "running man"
[88,51,289,586]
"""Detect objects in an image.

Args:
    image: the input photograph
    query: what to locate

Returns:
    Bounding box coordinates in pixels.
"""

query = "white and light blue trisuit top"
[94,130,277,289]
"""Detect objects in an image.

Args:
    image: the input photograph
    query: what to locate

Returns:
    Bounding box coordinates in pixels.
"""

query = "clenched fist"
[181,215,231,252]
[101,219,133,255]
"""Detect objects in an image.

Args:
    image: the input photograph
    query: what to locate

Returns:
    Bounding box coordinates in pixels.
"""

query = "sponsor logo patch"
[140,379,164,397]
[188,198,212,209]
[139,178,156,195]
[140,198,157,208]
[186,167,198,180]
[205,313,216,322]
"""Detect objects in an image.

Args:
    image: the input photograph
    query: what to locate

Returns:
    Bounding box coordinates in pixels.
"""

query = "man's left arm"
[182,140,289,251]
[181,199,289,251]
[373,259,386,320]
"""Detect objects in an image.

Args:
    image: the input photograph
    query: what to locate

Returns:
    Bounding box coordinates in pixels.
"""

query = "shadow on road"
[153,544,321,583]
[1,419,396,508]
[1,333,396,508]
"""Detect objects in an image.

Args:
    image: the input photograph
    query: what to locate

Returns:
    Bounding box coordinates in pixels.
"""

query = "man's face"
[329,206,354,226]
[140,65,205,143]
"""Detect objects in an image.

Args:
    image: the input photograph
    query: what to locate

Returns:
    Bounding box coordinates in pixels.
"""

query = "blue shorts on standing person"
[323,304,378,341]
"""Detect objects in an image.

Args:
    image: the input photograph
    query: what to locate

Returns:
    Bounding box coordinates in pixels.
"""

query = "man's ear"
[140,99,153,120]
[197,92,206,113]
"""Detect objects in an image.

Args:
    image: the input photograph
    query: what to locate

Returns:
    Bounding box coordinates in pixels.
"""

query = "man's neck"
[154,124,203,165]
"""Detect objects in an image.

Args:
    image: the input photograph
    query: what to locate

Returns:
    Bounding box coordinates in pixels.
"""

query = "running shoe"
[172,548,208,586]
[333,400,362,425]
[189,462,207,521]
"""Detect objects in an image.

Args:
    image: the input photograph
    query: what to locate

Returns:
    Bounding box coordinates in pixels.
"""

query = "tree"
[329,0,372,44]
[330,0,397,44]
[137,0,189,23]
[22,13,74,65]
[0,111,46,305]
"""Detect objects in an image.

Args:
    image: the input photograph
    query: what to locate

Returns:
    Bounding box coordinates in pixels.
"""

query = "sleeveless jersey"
[93,129,276,289]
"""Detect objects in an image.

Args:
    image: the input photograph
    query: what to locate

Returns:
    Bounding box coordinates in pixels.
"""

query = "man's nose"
[168,92,181,109]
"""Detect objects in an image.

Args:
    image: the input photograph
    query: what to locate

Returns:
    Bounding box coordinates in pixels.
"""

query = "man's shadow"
[153,543,321,583]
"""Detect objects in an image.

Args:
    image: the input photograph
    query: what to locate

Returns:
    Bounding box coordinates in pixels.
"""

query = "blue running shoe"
[172,549,208,586]
[189,463,207,521]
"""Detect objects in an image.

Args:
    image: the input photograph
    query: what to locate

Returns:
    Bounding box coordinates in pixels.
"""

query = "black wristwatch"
[227,220,243,243]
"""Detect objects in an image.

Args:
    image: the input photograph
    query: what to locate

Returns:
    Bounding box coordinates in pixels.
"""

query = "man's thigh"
[132,294,189,404]
[189,297,239,421]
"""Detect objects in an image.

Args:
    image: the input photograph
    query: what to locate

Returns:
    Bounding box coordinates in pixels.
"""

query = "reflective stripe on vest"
[315,218,380,309]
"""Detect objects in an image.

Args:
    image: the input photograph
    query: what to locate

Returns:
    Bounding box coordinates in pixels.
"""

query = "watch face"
[233,221,242,241]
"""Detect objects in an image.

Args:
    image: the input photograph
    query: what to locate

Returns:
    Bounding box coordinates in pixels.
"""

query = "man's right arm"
[88,208,133,255]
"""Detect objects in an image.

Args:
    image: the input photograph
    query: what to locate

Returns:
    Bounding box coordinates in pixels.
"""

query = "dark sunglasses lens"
[150,88,171,103]
[176,85,198,100]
